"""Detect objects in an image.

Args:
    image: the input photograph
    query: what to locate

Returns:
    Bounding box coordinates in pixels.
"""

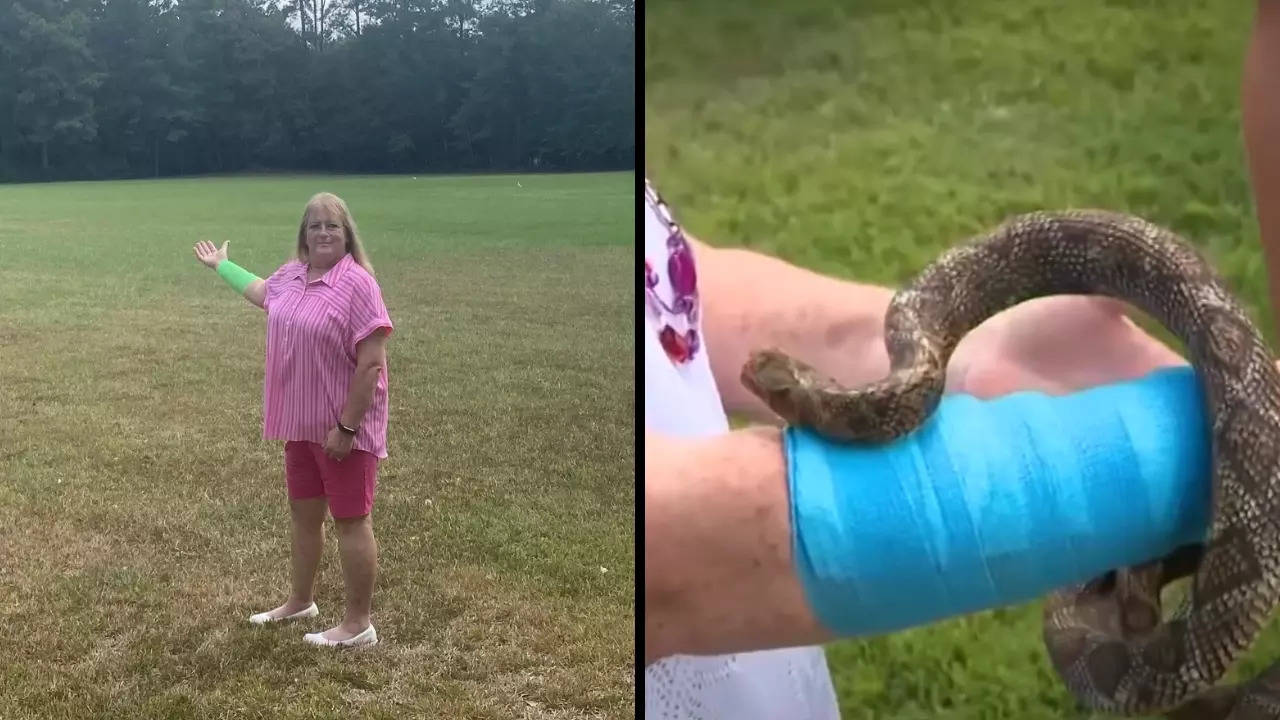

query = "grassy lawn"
[646,0,1280,718]
[0,172,635,718]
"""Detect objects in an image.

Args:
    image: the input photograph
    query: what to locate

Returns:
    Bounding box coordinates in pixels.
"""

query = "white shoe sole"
[249,602,319,625]
[303,624,378,648]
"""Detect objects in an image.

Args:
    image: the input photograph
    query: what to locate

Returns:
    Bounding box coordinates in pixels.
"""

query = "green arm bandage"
[215,259,261,295]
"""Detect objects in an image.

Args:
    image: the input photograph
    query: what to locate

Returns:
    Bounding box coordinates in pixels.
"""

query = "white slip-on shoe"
[302,624,378,648]
[248,602,319,625]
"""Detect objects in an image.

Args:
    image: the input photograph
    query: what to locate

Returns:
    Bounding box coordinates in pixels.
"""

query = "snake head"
[739,349,827,427]
[740,349,804,395]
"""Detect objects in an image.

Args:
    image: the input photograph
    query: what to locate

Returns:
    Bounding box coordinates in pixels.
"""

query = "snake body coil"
[740,210,1280,718]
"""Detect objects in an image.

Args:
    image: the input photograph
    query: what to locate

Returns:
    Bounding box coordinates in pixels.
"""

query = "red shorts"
[284,441,379,518]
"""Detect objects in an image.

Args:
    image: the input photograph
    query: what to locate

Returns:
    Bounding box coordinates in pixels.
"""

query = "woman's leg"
[286,497,328,608]
[333,513,377,633]
[252,497,327,620]
[305,514,377,641]
[251,442,328,622]
[306,448,379,642]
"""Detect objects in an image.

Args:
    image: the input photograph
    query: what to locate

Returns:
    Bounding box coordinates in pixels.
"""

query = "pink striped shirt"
[262,253,393,458]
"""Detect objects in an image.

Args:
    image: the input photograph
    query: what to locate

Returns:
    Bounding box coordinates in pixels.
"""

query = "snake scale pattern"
[738,210,1280,718]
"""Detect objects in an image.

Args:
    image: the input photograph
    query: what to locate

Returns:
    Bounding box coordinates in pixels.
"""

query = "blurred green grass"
[647,0,1280,717]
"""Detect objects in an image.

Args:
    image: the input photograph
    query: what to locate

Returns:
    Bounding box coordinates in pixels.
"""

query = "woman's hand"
[324,426,354,461]
[948,296,1188,398]
[193,240,229,270]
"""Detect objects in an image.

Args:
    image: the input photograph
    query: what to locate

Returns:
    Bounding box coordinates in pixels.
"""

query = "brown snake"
[738,210,1280,718]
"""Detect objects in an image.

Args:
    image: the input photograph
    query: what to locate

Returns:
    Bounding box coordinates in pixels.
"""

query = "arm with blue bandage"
[644,366,1212,664]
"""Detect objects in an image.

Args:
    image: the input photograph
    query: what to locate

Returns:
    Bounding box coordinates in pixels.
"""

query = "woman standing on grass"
[193,192,393,649]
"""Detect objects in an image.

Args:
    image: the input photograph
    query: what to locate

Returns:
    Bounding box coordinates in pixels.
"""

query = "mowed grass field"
[0,172,634,718]
[647,0,1280,718]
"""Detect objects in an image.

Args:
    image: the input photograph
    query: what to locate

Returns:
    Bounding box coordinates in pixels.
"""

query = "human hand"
[193,240,229,270]
[324,426,354,461]
[947,296,1188,398]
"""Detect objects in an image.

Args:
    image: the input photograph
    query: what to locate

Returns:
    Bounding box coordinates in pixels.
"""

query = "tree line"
[0,0,634,182]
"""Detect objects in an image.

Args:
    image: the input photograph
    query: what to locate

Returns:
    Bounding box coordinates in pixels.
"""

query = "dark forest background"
[0,0,634,182]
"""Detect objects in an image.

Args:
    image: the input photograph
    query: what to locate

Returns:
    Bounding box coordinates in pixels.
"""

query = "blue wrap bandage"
[787,365,1212,637]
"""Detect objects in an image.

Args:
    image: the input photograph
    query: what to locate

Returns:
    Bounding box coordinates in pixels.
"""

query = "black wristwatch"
[337,421,359,436]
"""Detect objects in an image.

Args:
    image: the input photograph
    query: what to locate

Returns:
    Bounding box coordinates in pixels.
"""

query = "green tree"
[0,0,634,181]
[7,0,103,174]
[89,0,194,177]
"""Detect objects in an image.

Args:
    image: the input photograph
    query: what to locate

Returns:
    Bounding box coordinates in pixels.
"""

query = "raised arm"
[193,240,266,309]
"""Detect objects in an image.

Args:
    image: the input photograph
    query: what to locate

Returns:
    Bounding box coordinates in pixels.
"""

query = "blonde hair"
[296,192,374,275]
